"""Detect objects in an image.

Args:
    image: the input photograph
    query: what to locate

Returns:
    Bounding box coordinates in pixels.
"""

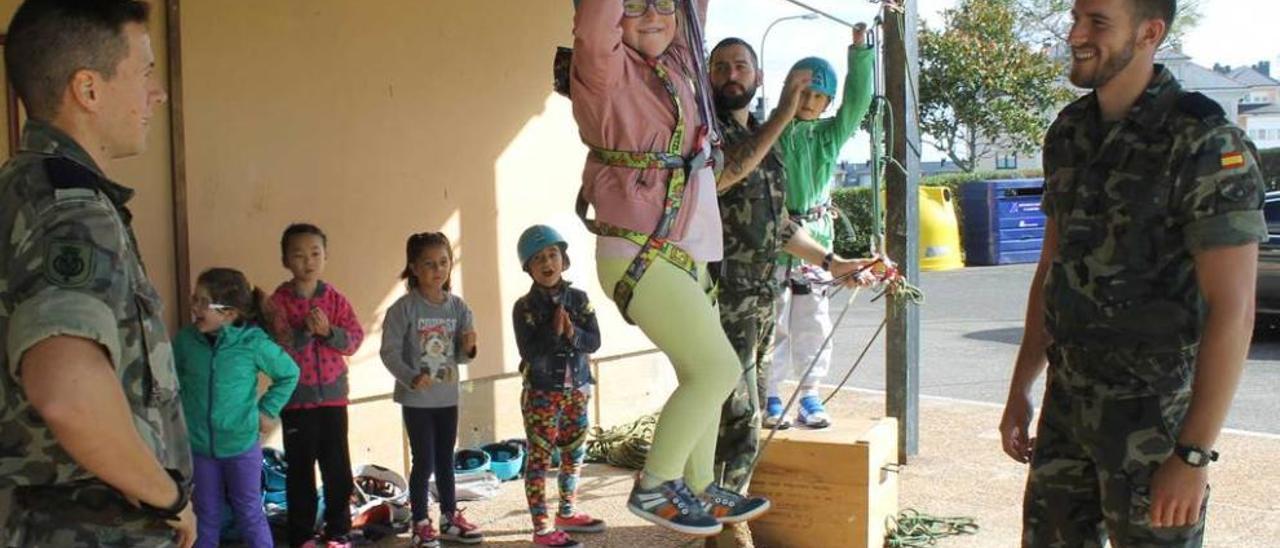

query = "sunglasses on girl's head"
[623,0,677,17]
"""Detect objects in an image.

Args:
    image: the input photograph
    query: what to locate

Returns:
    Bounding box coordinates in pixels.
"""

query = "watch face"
[1187,452,1204,465]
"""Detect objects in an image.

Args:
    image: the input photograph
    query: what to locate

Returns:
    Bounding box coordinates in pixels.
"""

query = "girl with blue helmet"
[513,225,606,548]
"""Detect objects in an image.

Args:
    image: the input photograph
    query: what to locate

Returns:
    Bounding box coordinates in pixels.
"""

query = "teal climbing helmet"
[791,56,838,99]
[517,224,570,271]
[482,441,525,482]
[454,448,491,474]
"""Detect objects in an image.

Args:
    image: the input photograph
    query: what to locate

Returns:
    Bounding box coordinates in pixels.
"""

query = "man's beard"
[1069,33,1137,89]
[714,81,758,112]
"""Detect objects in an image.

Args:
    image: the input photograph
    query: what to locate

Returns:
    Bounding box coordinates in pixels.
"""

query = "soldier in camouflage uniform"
[706,37,875,548]
[0,1,194,546]
[1000,1,1266,546]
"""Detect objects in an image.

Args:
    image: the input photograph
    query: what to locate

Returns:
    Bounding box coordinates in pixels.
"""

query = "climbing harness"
[564,0,722,323]
[884,508,980,547]
[575,60,704,324]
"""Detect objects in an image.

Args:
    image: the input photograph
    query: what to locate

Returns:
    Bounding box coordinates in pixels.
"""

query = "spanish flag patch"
[1221,151,1245,169]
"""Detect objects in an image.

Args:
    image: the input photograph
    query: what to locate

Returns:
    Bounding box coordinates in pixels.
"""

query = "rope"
[884,508,980,547]
[584,413,658,470]
[821,318,885,407]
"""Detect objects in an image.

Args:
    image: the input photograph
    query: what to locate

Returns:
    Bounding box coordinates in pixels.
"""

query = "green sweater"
[175,324,299,458]
[777,45,875,267]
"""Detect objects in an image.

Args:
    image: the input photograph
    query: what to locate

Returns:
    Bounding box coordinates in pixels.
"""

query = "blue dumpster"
[959,179,1047,265]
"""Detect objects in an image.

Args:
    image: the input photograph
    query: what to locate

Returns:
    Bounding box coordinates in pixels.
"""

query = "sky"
[704,0,1280,163]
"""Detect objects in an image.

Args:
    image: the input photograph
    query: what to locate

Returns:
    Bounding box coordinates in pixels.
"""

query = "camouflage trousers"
[4,483,178,547]
[712,289,776,492]
[1023,368,1206,547]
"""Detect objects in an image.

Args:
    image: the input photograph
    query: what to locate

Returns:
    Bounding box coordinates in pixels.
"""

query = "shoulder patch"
[43,157,101,191]
[44,239,95,288]
[1176,92,1225,121]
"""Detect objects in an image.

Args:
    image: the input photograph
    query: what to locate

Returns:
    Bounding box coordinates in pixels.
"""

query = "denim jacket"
[512,281,600,390]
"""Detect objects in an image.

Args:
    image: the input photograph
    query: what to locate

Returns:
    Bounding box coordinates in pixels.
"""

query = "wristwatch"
[1174,443,1219,467]
[138,468,192,521]
[821,252,835,271]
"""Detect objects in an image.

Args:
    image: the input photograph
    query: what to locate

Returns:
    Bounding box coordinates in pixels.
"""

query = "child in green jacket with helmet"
[767,25,875,430]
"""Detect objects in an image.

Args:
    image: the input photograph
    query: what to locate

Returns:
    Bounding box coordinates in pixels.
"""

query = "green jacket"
[778,45,875,267]
[175,324,299,458]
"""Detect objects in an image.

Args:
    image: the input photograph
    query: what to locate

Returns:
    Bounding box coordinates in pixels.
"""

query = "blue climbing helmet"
[454,448,491,474]
[517,224,570,272]
[790,56,838,100]
[482,441,526,482]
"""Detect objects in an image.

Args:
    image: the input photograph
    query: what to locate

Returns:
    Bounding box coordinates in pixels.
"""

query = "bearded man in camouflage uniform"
[706,37,875,548]
[0,1,194,546]
[999,0,1266,546]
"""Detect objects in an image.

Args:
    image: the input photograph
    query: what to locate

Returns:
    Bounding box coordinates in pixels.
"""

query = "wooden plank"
[883,0,922,463]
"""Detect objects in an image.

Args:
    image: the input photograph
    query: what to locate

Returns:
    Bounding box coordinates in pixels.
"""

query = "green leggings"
[596,256,741,492]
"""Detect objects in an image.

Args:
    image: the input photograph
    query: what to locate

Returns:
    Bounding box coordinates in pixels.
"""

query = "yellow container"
[919,186,964,271]
[877,186,964,272]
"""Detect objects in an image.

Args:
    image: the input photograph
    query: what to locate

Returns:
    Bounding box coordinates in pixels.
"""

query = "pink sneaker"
[555,512,607,533]
[440,509,484,544]
[412,519,440,547]
[534,529,582,547]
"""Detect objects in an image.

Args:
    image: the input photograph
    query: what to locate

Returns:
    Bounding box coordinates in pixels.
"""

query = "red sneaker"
[534,529,583,547]
[555,512,607,533]
[440,508,484,544]
[411,519,440,547]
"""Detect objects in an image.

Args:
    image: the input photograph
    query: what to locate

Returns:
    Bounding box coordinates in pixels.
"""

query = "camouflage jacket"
[714,109,799,297]
[0,120,191,492]
[1042,65,1267,379]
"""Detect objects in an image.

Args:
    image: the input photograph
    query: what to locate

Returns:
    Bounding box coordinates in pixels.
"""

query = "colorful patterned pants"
[521,387,590,533]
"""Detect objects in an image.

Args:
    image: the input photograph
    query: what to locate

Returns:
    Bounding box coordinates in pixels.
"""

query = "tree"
[919,0,1074,172]
[1014,0,1203,50]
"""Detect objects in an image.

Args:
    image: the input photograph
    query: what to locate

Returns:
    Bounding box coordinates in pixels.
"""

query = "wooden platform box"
[750,417,899,548]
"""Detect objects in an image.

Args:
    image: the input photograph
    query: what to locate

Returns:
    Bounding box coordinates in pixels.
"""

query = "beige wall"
[178,1,669,470]
[0,0,179,328]
[0,0,670,481]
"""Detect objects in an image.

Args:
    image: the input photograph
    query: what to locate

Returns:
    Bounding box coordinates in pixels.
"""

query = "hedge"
[831,169,1044,259]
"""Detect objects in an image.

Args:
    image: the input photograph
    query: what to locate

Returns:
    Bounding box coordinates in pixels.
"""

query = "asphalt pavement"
[786,263,1280,435]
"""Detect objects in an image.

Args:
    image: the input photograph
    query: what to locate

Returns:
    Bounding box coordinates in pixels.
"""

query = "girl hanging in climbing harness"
[569,0,769,537]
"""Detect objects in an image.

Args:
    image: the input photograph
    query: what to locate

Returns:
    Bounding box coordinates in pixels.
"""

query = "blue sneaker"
[763,397,791,430]
[700,484,771,523]
[627,478,722,536]
[797,395,832,429]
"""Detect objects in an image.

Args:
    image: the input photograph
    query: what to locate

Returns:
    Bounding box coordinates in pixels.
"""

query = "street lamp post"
[760,13,819,113]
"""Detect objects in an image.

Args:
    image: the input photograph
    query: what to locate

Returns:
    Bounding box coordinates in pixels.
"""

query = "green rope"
[884,508,979,547]
[585,413,657,470]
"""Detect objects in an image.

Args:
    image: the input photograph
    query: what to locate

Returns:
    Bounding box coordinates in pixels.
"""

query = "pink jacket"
[270,281,364,409]
[571,0,711,242]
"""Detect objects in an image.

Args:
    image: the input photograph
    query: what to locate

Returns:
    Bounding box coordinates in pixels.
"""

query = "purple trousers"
[193,443,274,548]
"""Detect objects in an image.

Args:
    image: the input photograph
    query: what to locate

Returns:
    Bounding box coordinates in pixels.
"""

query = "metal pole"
[883,0,921,463]
[759,13,818,112]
